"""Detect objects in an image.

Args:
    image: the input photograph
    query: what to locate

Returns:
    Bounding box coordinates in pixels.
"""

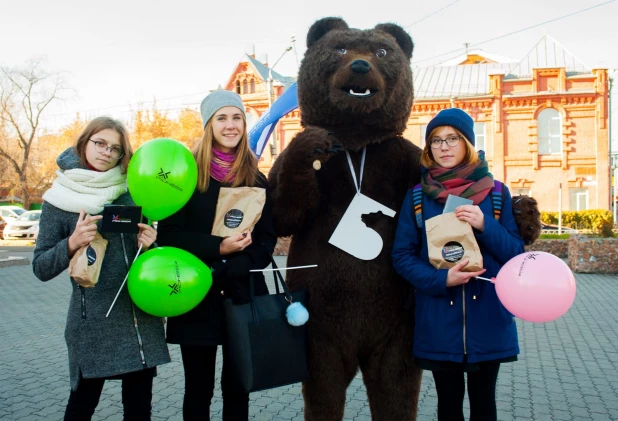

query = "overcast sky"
[1,0,617,145]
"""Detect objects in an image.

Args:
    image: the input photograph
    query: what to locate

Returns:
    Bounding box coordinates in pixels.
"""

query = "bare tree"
[0,59,71,208]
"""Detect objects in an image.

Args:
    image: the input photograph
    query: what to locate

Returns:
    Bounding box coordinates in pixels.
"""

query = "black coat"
[157,173,276,346]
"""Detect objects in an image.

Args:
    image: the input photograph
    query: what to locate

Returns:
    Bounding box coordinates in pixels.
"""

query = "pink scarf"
[210,148,236,183]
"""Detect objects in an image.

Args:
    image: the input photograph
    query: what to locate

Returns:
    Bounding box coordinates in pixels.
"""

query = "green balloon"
[128,138,198,221]
[128,247,212,317]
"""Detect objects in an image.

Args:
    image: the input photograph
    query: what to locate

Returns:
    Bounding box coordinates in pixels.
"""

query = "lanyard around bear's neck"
[345,147,366,195]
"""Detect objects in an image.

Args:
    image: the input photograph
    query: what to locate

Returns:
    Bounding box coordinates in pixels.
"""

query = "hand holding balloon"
[446,258,486,287]
[137,223,157,249]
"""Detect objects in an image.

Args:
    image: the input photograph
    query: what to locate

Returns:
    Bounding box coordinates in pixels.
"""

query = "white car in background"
[3,210,42,241]
[0,206,27,224]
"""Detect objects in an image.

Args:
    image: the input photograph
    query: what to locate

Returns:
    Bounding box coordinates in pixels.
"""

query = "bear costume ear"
[374,23,414,59]
[307,17,349,48]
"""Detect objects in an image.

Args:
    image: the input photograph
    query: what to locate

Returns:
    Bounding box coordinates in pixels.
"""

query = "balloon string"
[250,264,318,273]
[475,276,494,282]
[106,244,143,318]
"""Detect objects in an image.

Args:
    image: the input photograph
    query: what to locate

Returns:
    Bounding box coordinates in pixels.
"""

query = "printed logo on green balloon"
[128,138,198,221]
[157,167,184,192]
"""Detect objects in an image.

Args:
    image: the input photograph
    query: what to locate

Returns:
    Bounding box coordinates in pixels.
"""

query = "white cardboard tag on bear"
[329,193,395,260]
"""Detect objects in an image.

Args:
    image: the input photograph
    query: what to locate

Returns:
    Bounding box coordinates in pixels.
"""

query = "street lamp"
[266,46,293,156]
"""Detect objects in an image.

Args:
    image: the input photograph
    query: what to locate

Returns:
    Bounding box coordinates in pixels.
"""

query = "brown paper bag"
[212,187,266,237]
[68,232,108,288]
[425,212,483,272]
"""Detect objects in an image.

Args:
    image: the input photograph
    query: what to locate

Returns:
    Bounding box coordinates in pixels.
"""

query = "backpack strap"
[412,183,423,229]
[413,181,503,227]
[491,180,504,220]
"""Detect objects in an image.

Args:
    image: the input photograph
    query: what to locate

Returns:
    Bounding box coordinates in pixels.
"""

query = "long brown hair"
[193,114,258,192]
[421,127,479,168]
[74,117,133,173]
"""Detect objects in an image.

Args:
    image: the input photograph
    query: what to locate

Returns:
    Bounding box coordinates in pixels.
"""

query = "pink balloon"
[494,251,576,323]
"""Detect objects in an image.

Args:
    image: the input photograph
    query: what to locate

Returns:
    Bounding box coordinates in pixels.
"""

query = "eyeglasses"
[429,135,462,149]
[89,139,124,159]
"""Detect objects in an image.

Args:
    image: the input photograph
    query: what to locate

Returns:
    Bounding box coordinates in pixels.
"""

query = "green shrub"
[599,220,615,238]
[540,210,614,231]
[539,234,571,240]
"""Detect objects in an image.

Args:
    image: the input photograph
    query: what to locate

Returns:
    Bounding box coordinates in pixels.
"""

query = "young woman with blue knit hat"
[392,108,524,421]
[157,90,276,421]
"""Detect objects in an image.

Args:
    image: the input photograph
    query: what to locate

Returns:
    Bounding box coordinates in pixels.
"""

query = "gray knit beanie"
[199,90,246,128]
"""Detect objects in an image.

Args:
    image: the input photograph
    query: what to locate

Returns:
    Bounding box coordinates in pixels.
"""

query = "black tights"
[432,362,500,421]
[180,344,249,421]
[64,368,155,421]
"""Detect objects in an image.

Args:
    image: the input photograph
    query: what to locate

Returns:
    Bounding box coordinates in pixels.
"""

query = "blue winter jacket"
[392,182,524,364]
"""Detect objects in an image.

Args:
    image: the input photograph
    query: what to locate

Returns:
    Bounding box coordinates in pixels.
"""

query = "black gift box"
[101,205,142,233]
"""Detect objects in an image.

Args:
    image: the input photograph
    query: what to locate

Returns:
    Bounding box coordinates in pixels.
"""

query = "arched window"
[537,108,561,154]
[235,80,241,94]
[242,80,248,95]
[250,80,256,94]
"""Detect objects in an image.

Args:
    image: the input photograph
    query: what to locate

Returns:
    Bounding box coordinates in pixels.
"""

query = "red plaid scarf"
[422,156,494,205]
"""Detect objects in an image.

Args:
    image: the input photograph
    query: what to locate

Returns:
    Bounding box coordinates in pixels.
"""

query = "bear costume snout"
[332,55,383,103]
[350,59,371,74]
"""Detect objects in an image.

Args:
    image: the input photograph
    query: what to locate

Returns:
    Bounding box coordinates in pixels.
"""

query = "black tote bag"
[223,258,310,392]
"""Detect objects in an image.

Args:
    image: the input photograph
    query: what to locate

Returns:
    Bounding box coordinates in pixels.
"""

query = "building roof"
[413,63,513,98]
[413,35,592,99]
[507,35,590,77]
[438,50,518,66]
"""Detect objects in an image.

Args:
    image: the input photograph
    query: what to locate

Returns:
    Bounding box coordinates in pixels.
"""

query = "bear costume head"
[298,17,414,151]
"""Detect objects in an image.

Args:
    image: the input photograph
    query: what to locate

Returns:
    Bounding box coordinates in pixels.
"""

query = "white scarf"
[43,166,128,214]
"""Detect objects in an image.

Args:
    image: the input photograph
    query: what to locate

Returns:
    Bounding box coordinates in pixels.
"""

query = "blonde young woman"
[157,90,276,421]
[392,108,524,421]
[33,117,170,421]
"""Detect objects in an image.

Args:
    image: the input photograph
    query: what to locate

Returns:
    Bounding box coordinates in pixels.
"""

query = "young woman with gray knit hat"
[32,117,170,420]
[157,90,276,421]
[392,108,524,421]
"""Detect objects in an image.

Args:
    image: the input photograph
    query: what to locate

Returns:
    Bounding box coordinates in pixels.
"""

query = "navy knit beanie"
[425,108,475,146]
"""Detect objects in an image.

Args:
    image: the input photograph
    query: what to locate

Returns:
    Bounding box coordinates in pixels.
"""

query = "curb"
[0,256,31,268]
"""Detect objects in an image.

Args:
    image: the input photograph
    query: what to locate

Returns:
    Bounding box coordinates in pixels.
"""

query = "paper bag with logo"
[425,212,483,272]
[68,232,108,288]
[212,187,266,237]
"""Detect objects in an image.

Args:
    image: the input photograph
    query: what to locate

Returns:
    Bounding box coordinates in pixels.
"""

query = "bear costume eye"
[337,48,347,55]
[376,49,387,58]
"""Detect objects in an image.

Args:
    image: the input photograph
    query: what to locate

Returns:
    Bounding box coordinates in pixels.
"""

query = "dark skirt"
[416,355,518,372]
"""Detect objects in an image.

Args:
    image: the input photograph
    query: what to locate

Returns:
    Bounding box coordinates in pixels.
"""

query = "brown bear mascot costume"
[268,17,423,420]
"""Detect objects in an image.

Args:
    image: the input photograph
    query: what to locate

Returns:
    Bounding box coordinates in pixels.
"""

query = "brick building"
[227,36,611,212]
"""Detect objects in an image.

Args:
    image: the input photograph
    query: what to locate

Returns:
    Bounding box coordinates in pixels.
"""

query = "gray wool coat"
[32,148,170,391]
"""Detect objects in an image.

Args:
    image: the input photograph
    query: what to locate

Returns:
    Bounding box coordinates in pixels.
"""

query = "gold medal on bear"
[313,160,322,170]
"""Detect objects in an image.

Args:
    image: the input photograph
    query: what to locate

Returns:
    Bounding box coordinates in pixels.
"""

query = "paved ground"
[1,249,618,421]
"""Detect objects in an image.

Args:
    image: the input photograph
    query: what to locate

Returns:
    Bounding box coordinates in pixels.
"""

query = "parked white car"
[0,206,27,224]
[3,210,42,241]
[540,223,578,234]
